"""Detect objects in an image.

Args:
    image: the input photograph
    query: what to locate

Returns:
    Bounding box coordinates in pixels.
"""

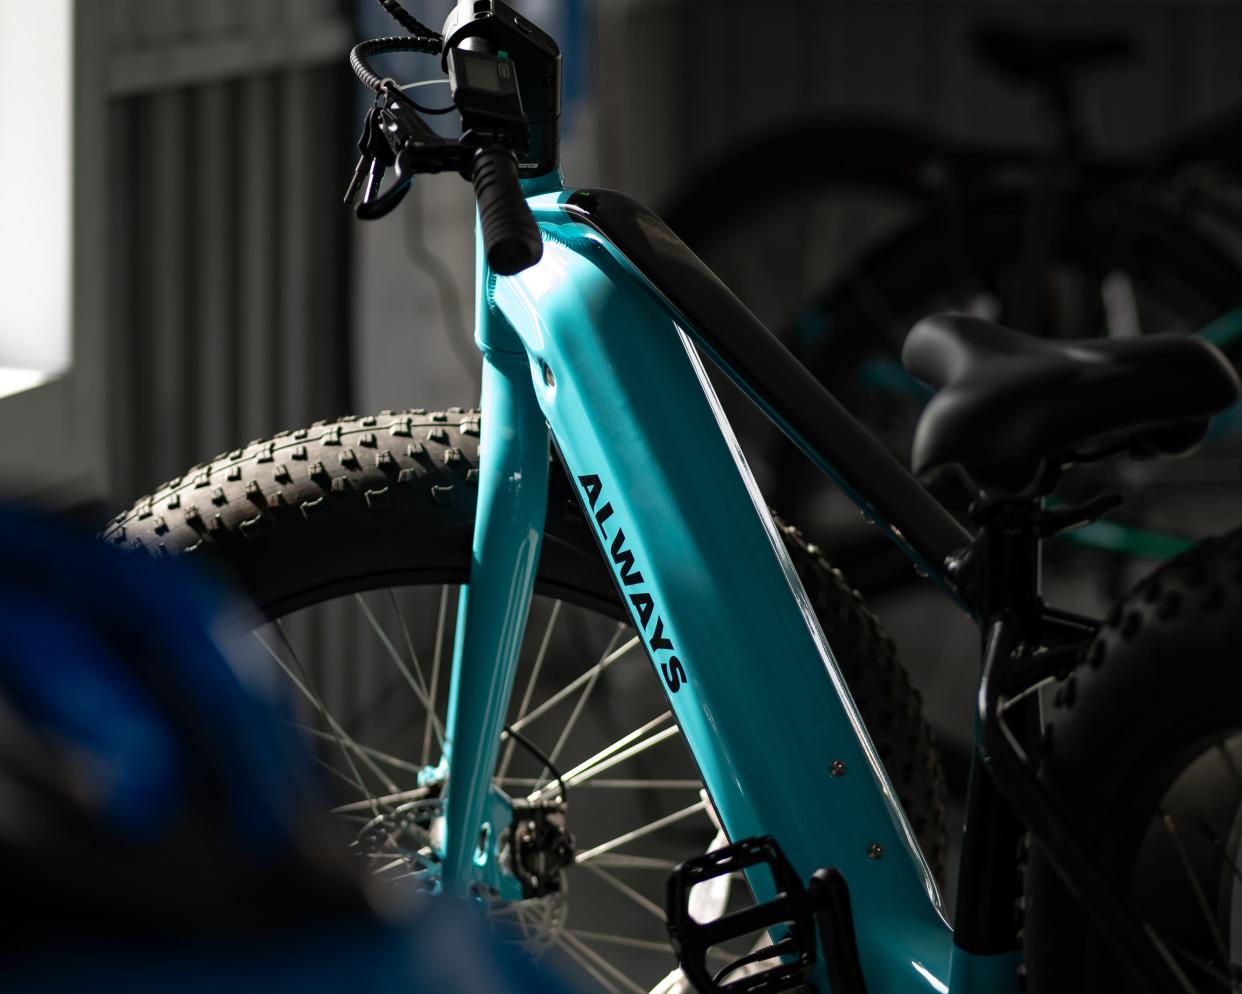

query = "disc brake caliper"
[502,800,576,899]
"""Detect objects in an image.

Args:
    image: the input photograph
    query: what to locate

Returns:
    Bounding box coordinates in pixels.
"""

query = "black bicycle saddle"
[972,22,1136,88]
[902,313,1241,499]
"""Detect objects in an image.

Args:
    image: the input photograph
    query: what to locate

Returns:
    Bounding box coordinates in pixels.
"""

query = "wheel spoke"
[284,648,399,796]
[562,726,681,786]
[1161,812,1233,975]
[568,929,673,955]
[257,624,399,796]
[590,854,680,871]
[422,586,450,767]
[510,631,639,735]
[311,753,367,795]
[553,935,627,994]
[575,799,709,864]
[332,785,432,814]
[559,930,650,994]
[498,778,700,791]
[388,588,446,753]
[1147,925,1226,994]
[354,592,444,747]
[529,716,679,802]
[1161,933,1240,990]
[535,624,626,789]
[341,672,413,741]
[293,723,426,777]
[1187,815,1242,885]
[555,726,682,794]
[577,860,667,920]
[498,599,562,780]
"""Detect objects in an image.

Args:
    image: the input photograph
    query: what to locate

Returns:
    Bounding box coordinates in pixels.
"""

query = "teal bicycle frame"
[430,170,1024,994]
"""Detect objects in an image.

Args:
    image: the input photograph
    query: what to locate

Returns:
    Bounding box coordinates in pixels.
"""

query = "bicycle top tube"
[539,185,975,604]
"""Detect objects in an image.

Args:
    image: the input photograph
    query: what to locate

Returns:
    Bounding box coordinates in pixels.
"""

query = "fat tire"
[1024,527,1242,992]
[103,408,948,879]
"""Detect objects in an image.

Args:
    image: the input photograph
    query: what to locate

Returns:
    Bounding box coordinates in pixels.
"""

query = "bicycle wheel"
[1024,526,1242,992]
[104,407,947,994]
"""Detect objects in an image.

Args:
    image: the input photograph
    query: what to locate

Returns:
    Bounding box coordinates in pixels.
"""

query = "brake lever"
[349,98,405,218]
[347,85,422,218]
[353,85,473,221]
[343,106,382,207]
[356,174,413,220]
[379,88,473,175]
[343,153,370,208]
[349,83,486,220]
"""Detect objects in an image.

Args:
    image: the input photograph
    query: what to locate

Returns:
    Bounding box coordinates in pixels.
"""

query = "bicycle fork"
[437,303,550,894]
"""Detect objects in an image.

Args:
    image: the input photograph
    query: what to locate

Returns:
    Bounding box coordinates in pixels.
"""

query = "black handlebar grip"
[471,148,543,276]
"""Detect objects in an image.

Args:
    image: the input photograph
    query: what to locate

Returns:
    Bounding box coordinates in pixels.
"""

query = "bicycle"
[106,3,1242,992]
[662,20,1242,598]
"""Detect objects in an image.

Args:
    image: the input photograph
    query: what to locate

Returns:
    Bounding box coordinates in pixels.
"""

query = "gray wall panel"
[237,74,281,449]
[193,83,242,462]
[95,3,354,503]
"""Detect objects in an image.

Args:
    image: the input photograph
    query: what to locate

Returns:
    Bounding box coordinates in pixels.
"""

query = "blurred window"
[0,0,72,399]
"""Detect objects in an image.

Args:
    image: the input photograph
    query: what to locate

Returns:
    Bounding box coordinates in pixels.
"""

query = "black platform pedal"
[666,836,820,994]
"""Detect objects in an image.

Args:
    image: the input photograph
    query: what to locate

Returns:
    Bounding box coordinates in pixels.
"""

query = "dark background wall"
[17,0,1238,502]
[99,0,357,500]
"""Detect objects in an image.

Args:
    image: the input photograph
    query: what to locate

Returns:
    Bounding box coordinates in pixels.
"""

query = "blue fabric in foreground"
[0,502,316,851]
[0,501,582,994]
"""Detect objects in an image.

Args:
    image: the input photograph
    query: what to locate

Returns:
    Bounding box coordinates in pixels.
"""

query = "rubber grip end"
[472,148,543,276]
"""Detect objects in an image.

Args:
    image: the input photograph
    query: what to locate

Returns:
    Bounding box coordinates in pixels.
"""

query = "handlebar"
[472,147,543,275]
[347,0,558,278]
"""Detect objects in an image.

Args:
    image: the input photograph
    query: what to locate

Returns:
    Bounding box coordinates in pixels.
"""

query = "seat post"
[972,500,1043,629]
[949,499,1043,966]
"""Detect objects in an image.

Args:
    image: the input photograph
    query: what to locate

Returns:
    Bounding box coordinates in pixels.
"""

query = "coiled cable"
[350,34,442,93]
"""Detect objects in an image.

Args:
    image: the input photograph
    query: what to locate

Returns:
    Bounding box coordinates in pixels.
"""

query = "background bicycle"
[662,19,1242,608]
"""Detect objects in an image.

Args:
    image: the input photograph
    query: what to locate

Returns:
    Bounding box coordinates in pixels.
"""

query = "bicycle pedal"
[666,836,819,994]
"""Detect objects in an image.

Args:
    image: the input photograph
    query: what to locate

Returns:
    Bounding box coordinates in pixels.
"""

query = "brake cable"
[399,80,456,116]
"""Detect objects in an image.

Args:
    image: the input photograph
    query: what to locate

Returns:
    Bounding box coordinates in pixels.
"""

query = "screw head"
[829,760,847,777]
[867,842,885,860]
[542,363,555,388]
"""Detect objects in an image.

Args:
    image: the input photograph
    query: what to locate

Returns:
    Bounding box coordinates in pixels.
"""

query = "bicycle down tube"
[439,175,981,994]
